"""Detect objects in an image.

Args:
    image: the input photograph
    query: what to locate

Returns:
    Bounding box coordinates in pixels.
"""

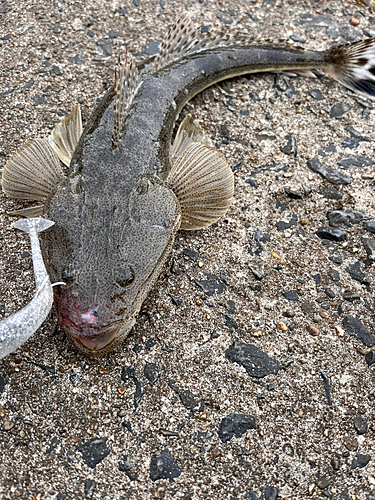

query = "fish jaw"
[63,317,136,357]
[54,286,136,357]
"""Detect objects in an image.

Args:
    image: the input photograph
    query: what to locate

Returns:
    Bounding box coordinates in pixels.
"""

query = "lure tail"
[13,217,55,234]
[326,37,375,98]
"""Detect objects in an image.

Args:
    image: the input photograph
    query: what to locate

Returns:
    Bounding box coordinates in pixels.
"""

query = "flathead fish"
[1,17,375,357]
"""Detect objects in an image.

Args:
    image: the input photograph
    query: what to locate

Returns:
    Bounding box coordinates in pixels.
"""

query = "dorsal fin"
[151,16,306,75]
[112,49,141,149]
[151,16,200,74]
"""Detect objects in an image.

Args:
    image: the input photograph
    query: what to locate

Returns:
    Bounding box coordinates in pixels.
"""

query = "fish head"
[44,174,181,357]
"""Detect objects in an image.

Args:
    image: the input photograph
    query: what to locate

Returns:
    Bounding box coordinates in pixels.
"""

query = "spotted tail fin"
[326,37,375,99]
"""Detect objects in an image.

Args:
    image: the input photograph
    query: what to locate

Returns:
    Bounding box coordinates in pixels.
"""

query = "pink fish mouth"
[61,317,136,357]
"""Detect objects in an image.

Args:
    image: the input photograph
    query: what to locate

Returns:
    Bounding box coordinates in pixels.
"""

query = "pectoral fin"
[167,142,234,230]
[48,104,83,166]
[1,138,64,202]
[171,114,213,161]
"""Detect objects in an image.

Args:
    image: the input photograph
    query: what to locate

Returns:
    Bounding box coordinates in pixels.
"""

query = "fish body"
[2,18,375,357]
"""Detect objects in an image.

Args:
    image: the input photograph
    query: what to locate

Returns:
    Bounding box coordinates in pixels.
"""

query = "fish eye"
[116,266,135,287]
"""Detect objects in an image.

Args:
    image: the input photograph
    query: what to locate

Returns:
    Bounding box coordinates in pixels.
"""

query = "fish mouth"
[62,317,136,357]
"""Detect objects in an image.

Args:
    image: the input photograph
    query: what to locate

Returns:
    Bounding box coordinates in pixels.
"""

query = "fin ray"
[167,142,234,230]
[327,37,375,99]
[112,50,141,149]
[171,114,213,161]
[1,138,64,201]
[49,104,83,166]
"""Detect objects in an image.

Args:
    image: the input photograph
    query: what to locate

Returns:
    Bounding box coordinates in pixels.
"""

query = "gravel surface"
[1,1,375,499]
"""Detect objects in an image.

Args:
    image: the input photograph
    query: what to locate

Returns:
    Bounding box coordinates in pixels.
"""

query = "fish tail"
[13,217,55,234]
[325,37,375,99]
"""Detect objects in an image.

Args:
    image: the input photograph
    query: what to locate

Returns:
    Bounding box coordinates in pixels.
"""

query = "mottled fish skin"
[0,218,55,359]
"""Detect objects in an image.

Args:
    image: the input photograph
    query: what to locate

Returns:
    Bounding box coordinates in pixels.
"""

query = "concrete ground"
[0,0,374,499]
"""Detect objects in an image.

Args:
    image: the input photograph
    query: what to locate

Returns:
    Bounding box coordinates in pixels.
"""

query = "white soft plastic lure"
[0,218,56,359]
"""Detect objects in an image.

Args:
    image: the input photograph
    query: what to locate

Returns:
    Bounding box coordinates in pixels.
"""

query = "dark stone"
[363,221,375,234]
[114,8,129,14]
[200,25,212,34]
[249,262,264,280]
[343,292,360,302]
[0,375,5,393]
[169,294,182,306]
[329,254,343,265]
[354,415,368,435]
[309,89,325,100]
[342,316,375,347]
[143,362,159,385]
[276,213,298,231]
[217,413,256,443]
[77,437,110,469]
[31,95,45,106]
[183,248,198,261]
[225,314,238,329]
[247,492,259,500]
[122,420,132,432]
[245,178,258,188]
[280,134,298,156]
[241,109,250,116]
[21,251,30,259]
[118,454,138,480]
[56,494,68,500]
[0,2,8,13]
[84,479,96,498]
[307,159,351,185]
[68,54,85,65]
[362,238,375,260]
[121,367,144,409]
[327,210,365,228]
[339,489,350,500]
[254,229,270,243]
[338,155,375,168]
[264,486,278,500]
[86,30,95,38]
[108,30,119,38]
[330,102,351,118]
[52,25,61,34]
[318,144,336,157]
[225,342,279,378]
[365,351,375,367]
[24,79,34,89]
[96,39,112,56]
[144,40,161,56]
[51,65,62,76]
[320,188,342,200]
[321,372,332,408]
[283,290,299,302]
[312,273,321,285]
[327,267,340,285]
[351,454,371,469]
[195,275,226,296]
[290,35,306,43]
[345,261,370,288]
[168,379,203,412]
[227,300,236,314]
[325,288,335,298]
[315,227,347,242]
[149,449,182,482]
[316,477,330,490]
